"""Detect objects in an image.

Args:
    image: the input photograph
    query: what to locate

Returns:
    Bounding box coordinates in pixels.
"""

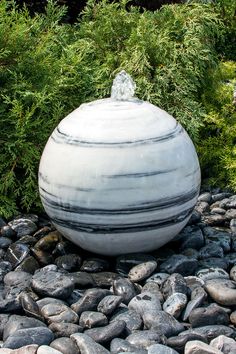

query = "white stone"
[210,335,236,353]
[39,75,200,255]
[185,340,223,354]
[37,346,62,354]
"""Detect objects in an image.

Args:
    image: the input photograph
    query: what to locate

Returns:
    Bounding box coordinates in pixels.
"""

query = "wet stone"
[189,303,229,327]
[84,320,126,343]
[97,295,123,316]
[116,254,157,276]
[185,340,223,354]
[198,257,229,271]
[112,277,137,304]
[69,271,96,288]
[166,333,208,353]
[205,278,236,306]
[19,292,42,321]
[148,343,179,354]
[141,282,164,303]
[110,338,148,354]
[33,232,61,252]
[146,273,169,287]
[50,337,78,354]
[31,270,74,299]
[49,323,82,338]
[15,256,40,274]
[71,288,110,315]
[110,309,143,335]
[205,230,231,252]
[41,303,79,324]
[196,267,229,282]
[8,218,37,238]
[81,258,109,273]
[6,243,30,268]
[71,333,110,354]
[3,327,54,349]
[163,292,187,318]
[179,325,236,342]
[36,298,66,311]
[54,254,82,272]
[3,315,46,341]
[79,311,108,329]
[128,292,161,329]
[161,273,188,300]
[177,226,205,251]
[128,261,157,283]
[16,235,37,247]
[31,248,54,266]
[150,311,185,337]
[0,226,16,239]
[198,243,224,259]
[210,334,236,353]
[159,255,198,276]
[126,330,161,349]
[92,272,120,288]
[0,238,12,249]
[0,262,12,282]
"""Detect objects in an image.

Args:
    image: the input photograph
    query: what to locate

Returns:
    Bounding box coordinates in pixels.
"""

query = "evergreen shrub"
[0,0,225,217]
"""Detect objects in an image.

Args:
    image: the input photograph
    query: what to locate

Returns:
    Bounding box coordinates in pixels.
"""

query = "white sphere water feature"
[39,71,201,255]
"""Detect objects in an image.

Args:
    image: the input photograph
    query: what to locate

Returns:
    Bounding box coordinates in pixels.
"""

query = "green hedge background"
[0,0,235,218]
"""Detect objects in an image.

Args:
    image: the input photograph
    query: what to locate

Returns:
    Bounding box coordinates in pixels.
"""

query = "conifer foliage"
[0,0,231,217]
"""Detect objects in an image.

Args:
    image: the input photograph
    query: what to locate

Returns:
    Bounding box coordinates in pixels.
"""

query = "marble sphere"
[39,71,201,255]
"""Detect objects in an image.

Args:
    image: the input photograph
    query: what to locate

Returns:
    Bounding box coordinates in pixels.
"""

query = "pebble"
[37,298,66,311]
[141,282,164,303]
[81,258,109,272]
[79,311,108,328]
[48,323,82,338]
[210,335,236,353]
[198,192,212,203]
[84,320,126,343]
[37,346,62,354]
[189,303,229,327]
[19,292,42,320]
[116,254,156,276]
[71,288,110,315]
[166,334,208,353]
[198,243,224,259]
[31,270,74,299]
[150,311,185,337]
[41,303,79,324]
[161,273,188,300]
[196,267,229,282]
[0,314,10,338]
[110,338,147,354]
[97,295,122,316]
[146,273,169,287]
[110,309,143,335]
[128,261,157,282]
[33,232,61,252]
[179,325,236,342]
[3,315,46,341]
[92,272,119,288]
[230,219,236,233]
[147,343,179,354]
[6,243,30,268]
[205,230,231,252]
[8,218,37,238]
[205,278,236,306]
[185,340,223,354]
[126,330,161,349]
[199,257,229,270]
[177,226,205,251]
[2,327,54,349]
[50,337,78,354]
[55,254,82,272]
[0,238,12,249]
[15,256,40,274]
[112,277,137,304]
[128,292,161,328]
[71,332,110,353]
[69,271,95,288]
[163,292,187,318]
[159,255,198,276]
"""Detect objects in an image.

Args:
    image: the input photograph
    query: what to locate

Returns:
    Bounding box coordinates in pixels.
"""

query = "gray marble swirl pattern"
[38,98,201,255]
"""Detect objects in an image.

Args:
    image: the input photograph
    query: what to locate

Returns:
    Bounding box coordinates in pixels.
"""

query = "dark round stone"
[116,253,157,276]
[81,258,109,273]
[0,237,12,249]
[6,243,30,268]
[189,303,229,327]
[160,255,198,276]
[55,254,82,271]
[112,277,136,304]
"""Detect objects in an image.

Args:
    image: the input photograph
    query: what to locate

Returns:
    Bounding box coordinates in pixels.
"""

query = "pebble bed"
[0,189,236,354]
